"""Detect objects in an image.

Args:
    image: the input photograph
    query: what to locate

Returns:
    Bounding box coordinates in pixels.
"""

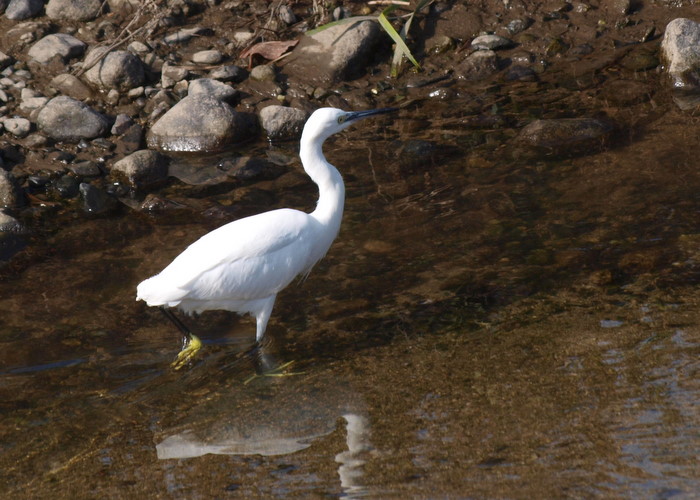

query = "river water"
[2,66,700,497]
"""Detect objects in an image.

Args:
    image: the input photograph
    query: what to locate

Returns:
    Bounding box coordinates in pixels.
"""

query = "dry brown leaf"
[240,40,299,65]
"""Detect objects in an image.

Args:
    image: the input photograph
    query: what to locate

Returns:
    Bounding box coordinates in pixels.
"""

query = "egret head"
[302,107,397,144]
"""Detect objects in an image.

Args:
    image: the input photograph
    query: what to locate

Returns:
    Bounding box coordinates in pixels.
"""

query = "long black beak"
[346,107,398,122]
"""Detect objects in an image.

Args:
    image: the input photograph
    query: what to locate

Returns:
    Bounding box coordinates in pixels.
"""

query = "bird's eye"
[337,116,346,124]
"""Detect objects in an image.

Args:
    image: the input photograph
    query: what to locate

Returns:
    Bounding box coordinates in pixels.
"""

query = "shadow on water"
[3,73,700,498]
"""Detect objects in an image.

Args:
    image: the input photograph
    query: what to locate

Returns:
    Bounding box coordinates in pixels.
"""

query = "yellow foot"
[171,334,203,370]
[243,360,303,385]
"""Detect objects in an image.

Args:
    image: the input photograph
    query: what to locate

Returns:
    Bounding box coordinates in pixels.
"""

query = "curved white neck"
[300,136,345,234]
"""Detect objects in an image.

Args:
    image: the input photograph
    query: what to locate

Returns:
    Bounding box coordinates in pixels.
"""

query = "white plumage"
[137,107,395,365]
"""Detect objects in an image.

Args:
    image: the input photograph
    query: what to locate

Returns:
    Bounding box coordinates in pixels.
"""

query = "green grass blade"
[379,8,420,76]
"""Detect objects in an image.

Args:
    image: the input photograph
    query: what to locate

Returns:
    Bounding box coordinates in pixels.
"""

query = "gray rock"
[517,118,614,157]
[259,105,308,140]
[280,20,383,83]
[111,149,168,189]
[455,50,500,81]
[111,113,134,135]
[49,73,93,101]
[161,63,189,88]
[0,169,21,207]
[192,49,222,64]
[147,95,254,152]
[28,33,86,64]
[471,34,513,50]
[278,4,296,25]
[46,0,102,20]
[84,49,145,91]
[2,117,31,137]
[188,78,238,103]
[36,96,109,142]
[5,0,42,19]
[661,18,700,89]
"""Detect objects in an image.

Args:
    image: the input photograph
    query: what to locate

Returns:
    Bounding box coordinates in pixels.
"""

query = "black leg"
[161,307,192,337]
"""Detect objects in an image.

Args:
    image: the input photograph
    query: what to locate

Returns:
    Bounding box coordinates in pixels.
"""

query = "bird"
[137,107,397,368]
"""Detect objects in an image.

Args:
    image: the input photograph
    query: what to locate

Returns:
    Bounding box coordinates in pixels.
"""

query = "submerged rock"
[517,118,614,157]
[0,169,22,207]
[79,182,118,214]
[455,50,500,81]
[147,95,255,152]
[259,105,308,140]
[661,18,700,89]
[36,96,109,142]
[280,20,383,84]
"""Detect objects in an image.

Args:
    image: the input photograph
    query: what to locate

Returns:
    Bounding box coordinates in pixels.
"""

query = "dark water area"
[3,44,700,499]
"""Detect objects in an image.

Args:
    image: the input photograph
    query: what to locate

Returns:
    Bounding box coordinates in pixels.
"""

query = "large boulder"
[661,18,700,89]
[279,20,383,84]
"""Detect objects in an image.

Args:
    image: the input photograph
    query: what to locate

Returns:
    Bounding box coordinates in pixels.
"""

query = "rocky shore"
[0,0,698,263]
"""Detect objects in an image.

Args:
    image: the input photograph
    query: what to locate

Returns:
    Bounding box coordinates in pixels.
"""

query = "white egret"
[137,107,396,368]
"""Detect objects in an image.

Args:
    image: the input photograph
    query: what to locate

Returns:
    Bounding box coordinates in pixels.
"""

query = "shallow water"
[2,72,700,498]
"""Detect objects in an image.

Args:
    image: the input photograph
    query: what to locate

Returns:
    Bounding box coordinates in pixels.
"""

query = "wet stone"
[259,105,308,140]
[69,160,101,177]
[110,149,168,190]
[50,174,80,198]
[455,50,500,81]
[111,113,134,135]
[147,95,255,152]
[661,18,700,89]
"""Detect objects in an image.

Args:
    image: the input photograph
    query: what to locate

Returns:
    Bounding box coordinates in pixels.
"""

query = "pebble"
[111,113,134,135]
[36,96,109,142]
[161,63,189,88]
[49,73,93,101]
[208,64,247,83]
[163,27,210,45]
[192,49,223,64]
[454,50,500,81]
[250,65,276,82]
[471,34,514,50]
[27,33,86,64]
[2,117,31,137]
